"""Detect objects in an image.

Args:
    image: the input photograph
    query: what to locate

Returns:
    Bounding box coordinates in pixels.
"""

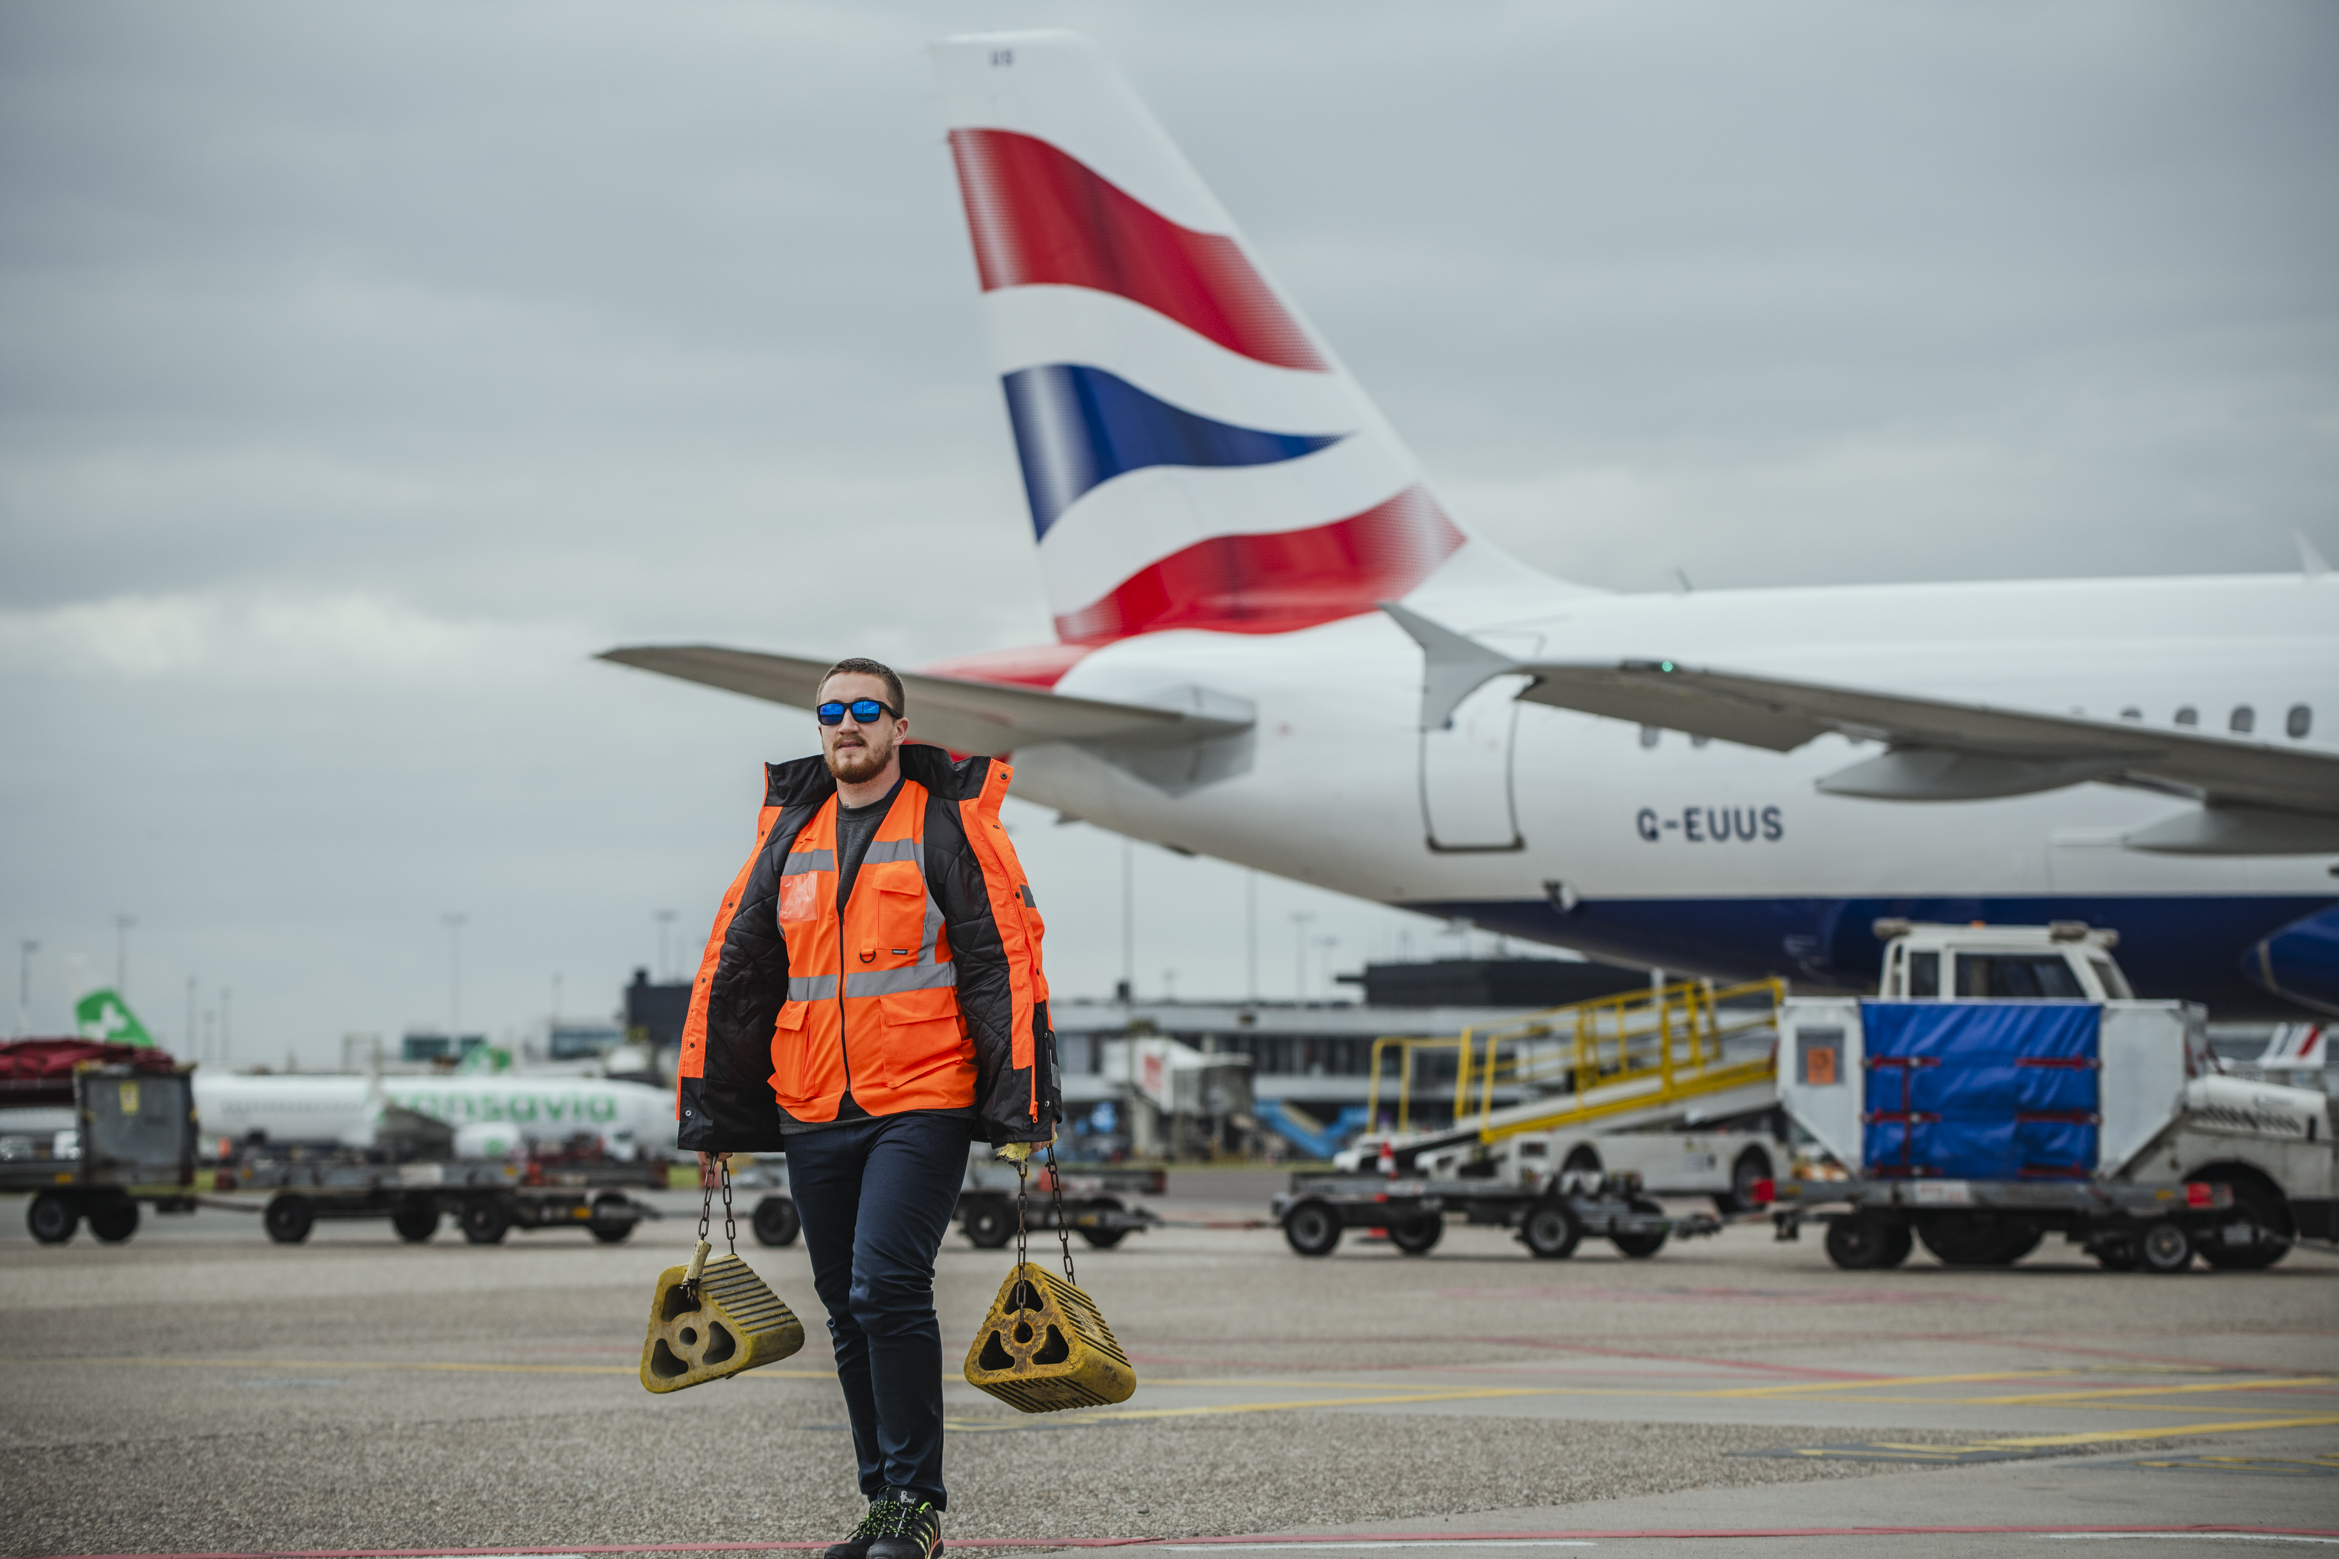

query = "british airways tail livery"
[604,31,2339,1019]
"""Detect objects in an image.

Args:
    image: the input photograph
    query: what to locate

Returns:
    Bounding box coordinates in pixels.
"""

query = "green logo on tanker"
[386,1088,619,1124]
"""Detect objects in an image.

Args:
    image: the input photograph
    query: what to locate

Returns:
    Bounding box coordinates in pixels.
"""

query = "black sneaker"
[865,1490,943,1559]
[822,1497,902,1559]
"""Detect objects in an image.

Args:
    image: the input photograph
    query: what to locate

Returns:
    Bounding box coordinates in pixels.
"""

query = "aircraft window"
[2089,957,2133,1000]
[1955,954,2086,1000]
[2230,705,2255,735]
[2174,706,2198,726]
[2119,707,2142,720]
[1639,726,1660,749]
[1907,951,1940,999]
[1691,734,1710,749]
[2288,704,2312,739]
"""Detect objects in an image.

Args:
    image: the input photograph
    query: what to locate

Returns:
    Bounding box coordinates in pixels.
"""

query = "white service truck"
[1768,919,2335,1273]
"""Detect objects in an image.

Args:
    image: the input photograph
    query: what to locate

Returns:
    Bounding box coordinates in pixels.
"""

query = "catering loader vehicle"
[1769,920,2336,1272]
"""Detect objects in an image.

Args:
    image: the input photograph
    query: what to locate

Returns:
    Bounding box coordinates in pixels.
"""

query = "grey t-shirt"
[778,778,972,1136]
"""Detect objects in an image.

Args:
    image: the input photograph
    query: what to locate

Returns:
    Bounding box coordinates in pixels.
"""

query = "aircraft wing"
[1510,660,2339,816]
[598,644,1242,757]
[1380,604,2339,852]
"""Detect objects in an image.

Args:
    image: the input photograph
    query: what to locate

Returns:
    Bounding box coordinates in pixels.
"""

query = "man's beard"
[825,739,890,784]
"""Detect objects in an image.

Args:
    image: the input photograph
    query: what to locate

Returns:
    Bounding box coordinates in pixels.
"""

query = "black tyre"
[87,1196,140,1244]
[2198,1180,2291,1272]
[1918,1213,2031,1267]
[2139,1221,2194,1274]
[1610,1197,1668,1259]
[1388,1212,1444,1256]
[1283,1199,1342,1257]
[1713,1147,1775,1216]
[27,1192,79,1245]
[1824,1214,1906,1270]
[264,1194,315,1245]
[1521,1200,1582,1259]
[752,1195,802,1248]
[961,1196,1014,1250]
[587,1192,634,1245]
[391,1197,439,1243]
[1077,1196,1130,1249]
[459,1197,512,1245]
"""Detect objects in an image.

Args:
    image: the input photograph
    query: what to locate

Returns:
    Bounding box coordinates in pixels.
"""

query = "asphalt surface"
[3,1167,2335,1558]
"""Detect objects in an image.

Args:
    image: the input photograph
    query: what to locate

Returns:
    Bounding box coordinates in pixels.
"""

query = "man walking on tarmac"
[677,658,1060,1559]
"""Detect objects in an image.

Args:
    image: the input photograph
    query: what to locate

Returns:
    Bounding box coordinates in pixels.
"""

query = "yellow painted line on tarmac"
[1706,1368,2115,1399]
[1948,1376,2337,1407]
[15,1356,838,1380]
[1976,1412,2339,1448]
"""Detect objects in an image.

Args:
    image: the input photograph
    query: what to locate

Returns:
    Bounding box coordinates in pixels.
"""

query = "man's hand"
[696,1151,730,1185]
[995,1133,1056,1164]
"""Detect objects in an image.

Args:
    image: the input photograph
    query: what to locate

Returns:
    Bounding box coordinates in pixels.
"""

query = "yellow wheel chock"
[641,1165,804,1394]
[962,1148,1136,1414]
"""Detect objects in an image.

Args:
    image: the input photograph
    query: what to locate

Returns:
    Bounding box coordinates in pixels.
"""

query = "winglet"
[1378,603,1519,731]
[2298,531,2330,580]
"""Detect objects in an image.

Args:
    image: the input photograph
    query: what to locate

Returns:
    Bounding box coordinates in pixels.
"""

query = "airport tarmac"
[3,1168,2334,1558]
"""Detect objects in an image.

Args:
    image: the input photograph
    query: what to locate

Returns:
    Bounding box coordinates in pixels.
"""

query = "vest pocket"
[768,999,810,1107]
[865,874,927,964]
[872,984,971,1094]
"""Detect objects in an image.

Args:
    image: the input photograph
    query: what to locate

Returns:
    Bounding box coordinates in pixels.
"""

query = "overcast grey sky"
[4,1,2334,1061]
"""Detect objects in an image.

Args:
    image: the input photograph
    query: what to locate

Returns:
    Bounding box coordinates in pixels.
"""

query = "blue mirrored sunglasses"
[816,698,898,726]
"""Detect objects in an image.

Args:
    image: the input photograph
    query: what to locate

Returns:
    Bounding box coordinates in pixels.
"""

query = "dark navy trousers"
[783,1112,968,1510]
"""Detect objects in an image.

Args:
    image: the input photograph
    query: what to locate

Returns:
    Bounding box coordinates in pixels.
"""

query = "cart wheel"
[2094,1241,2140,1271]
[27,1192,79,1245]
[460,1197,512,1245]
[1521,1200,1581,1259]
[1610,1197,1668,1259]
[264,1195,315,1245]
[1077,1196,1130,1249]
[1388,1212,1444,1256]
[391,1197,439,1243]
[1823,1214,1904,1270]
[87,1196,140,1244]
[2139,1221,2193,1273]
[751,1195,801,1248]
[2197,1180,2291,1271]
[587,1192,634,1244]
[1919,1213,2034,1267]
[961,1196,1014,1249]
[1713,1147,1775,1216]
[1282,1199,1342,1257]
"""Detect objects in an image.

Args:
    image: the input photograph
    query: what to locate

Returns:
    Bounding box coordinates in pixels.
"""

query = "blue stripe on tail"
[1003,364,1344,538]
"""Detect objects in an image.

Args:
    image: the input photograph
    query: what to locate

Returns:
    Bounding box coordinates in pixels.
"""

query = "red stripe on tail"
[1054,486,1465,643]
[948,128,1328,373]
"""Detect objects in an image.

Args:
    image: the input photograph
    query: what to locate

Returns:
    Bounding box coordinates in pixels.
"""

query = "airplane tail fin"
[932,32,1538,645]
[75,988,155,1048]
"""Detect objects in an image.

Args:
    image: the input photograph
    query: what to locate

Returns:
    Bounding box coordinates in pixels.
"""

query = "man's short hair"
[820,657,906,717]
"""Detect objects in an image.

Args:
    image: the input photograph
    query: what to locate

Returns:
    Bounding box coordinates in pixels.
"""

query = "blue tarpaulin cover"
[1860,1002,2100,1180]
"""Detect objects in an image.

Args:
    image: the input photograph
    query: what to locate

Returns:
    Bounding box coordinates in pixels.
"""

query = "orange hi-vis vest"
[676,747,1058,1152]
[771,779,973,1122]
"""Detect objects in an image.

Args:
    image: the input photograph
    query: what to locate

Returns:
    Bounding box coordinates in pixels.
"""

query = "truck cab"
[1873,918,2131,1003]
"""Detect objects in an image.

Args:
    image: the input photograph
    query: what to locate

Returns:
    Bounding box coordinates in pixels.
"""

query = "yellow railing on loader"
[1365,977,1785,1141]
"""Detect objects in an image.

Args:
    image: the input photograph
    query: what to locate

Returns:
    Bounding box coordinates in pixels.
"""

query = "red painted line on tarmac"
[38,1526,2339,1557]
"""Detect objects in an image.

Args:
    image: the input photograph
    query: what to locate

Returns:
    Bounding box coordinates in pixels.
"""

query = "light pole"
[1315,936,1340,999]
[1119,838,1135,1004]
[16,939,36,1037]
[655,909,676,982]
[1290,912,1314,1000]
[220,987,232,1066]
[1245,872,1258,1004]
[114,914,135,996]
[442,913,468,1038]
[185,976,197,1062]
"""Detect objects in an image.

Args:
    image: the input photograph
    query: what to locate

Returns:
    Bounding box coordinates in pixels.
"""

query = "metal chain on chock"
[720,1159,737,1255]
[1045,1140,1076,1285]
[1013,1157,1033,1309]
